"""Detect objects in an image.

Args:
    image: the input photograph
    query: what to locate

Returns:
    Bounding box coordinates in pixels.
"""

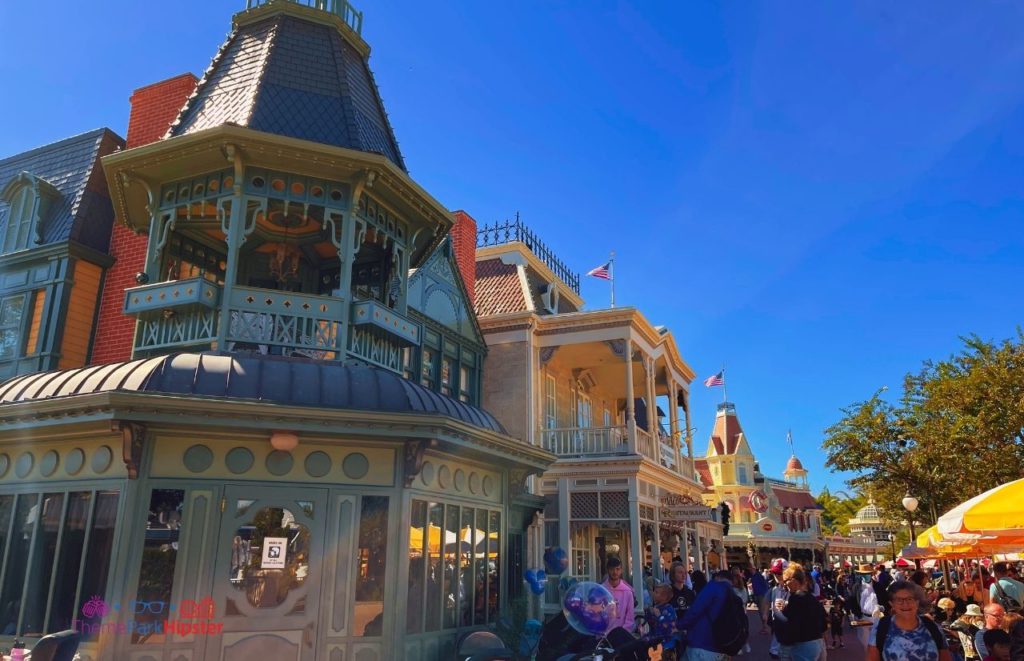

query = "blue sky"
[2,1,1023,493]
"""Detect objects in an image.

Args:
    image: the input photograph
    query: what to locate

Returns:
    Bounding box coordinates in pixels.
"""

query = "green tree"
[822,331,1024,532]
[816,488,866,536]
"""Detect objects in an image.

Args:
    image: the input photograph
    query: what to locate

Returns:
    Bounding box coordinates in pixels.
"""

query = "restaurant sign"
[659,494,714,523]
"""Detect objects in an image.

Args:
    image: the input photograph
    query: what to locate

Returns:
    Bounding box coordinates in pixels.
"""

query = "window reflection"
[488,512,501,623]
[231,506,310,610]
[406,500,426,634]
[443,505,459,629]
[425,502,443,632]
[0,494,38,635]
[475,508,489,625]
[355,496,389,637]
[21,493,65,636]
[133,489,184,644]
[48,492,91,633]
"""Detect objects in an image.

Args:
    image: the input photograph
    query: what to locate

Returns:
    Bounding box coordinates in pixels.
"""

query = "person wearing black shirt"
[772,563,827,661]
[668,561,697,617]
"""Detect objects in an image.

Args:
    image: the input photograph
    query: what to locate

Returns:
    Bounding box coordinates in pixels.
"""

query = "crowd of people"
[577,556,1024,660]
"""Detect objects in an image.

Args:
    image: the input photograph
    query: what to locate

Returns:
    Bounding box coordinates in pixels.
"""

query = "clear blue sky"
[2,1,1023,493]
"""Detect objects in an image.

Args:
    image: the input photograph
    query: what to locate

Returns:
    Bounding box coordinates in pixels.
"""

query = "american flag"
[704,371,724,387]
[587,262,612,281]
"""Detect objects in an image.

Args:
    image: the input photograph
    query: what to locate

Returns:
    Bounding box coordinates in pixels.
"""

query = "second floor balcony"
[539,424,678,469]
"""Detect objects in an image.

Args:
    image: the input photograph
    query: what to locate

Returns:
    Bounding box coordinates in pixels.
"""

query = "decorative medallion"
[266,450,294,476]
[40,450,59,477]
[468,472,480,495]
[482,475,494,497]
[747,489,769,514]
[15,452,34,479]
[420,461,435,486]
[454,469,466,492]
[342,452,369,480]
[305,451,332,478]
[0,453,8,478]
[225,447,255,474]
[183,445,214,473]
[91,446,113,474]
[437,465,452,489]
[65,448,85,476]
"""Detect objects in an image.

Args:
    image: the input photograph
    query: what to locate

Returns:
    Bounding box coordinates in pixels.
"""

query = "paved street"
[742,609,866,660]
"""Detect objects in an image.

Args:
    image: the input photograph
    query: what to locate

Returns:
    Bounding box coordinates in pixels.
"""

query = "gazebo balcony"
[125,279,420,369]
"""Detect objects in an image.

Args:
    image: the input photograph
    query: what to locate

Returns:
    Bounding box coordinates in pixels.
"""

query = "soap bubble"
[562,581,615,635]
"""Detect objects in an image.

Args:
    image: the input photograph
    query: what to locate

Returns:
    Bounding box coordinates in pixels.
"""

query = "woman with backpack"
[771,563,827,661]
[867,580,953,661]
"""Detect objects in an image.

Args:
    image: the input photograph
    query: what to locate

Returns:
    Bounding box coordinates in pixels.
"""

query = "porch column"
[624,342,637,454]
[558,478,571,573]
[629,479,644,592]
[217,172,246,350]
[668,379,682,474]
[652,508,663,581]
[680,524,690,576]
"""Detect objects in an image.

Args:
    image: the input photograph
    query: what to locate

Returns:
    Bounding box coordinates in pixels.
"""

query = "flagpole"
[609,251,615,308]
[722,365,728,403]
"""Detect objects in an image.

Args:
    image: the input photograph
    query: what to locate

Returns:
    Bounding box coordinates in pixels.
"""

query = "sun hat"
[856,563,874,573]
[965,604,983,617]
[938,597,956,610]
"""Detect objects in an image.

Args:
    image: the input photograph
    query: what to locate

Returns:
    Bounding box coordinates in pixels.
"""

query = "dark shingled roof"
[0,353,504,434]
[169,12,405,171]
[0,128,124,253]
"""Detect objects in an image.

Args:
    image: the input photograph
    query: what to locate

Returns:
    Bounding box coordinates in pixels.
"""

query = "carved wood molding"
[113,420,147,480]
[404,439,431,487]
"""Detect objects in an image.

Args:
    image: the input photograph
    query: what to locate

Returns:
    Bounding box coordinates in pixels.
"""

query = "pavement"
[742,608,867,660]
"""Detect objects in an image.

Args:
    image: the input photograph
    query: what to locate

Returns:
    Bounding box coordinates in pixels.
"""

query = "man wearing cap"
[767,559,788,659]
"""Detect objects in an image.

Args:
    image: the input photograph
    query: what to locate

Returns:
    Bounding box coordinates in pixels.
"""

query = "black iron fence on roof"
[245,0,363,35]
[476,216,581,294]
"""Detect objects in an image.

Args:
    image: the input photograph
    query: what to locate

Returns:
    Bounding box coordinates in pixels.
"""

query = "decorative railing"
[245,0,363,34]
[226,287,344,358]
[124,278,221,315]
[635,428,657,463]
[347,326,404,372]
[477,216,580,294]
[540,426,628,457]
[351,299,420,346]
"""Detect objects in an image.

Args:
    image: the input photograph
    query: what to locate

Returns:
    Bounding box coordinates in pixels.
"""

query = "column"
[651,511,663,581]
[628,479,644,592]
[624,342,637,454]
[680,524,690,575]
[668,377,681,473]
[558,478,571,573]
[645,355,657,462]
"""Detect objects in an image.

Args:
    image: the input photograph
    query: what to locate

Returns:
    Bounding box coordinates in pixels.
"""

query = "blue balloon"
[544,547,570,575]
[563,581,615,635]
[523,568,547,595]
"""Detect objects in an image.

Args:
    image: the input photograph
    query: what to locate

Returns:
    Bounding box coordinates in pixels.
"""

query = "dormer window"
[540,282,560,314]
[1,172,60,253]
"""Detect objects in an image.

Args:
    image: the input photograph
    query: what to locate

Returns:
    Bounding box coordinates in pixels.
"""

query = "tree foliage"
[816,488,866,536]
[822,331,1024,531]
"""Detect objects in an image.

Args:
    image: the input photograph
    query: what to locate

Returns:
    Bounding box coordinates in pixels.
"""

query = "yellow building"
[695,403,825,568]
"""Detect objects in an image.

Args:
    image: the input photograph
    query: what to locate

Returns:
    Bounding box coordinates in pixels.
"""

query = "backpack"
[993,580,1023,613]
[875,615,945,652]
[711,590,749,655]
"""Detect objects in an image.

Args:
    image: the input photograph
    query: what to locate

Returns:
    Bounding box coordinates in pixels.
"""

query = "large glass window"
[0,489,119,638]
[355,496,389,637]
[420,347,436,390]
[0,294,26,360]
[409,500,501,633]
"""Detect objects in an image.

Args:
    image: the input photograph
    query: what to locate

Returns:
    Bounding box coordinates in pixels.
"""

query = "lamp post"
[888,532,896,563]
[902,492,919,569]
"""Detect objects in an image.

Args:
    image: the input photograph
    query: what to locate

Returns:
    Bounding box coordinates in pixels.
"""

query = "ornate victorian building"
[695,403,825,567]
[472,219,724,604]
[0,2,553,660]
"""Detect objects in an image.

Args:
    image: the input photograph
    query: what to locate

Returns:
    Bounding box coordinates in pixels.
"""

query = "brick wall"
[90,73,197,365]
[450,210,477,307]
[481,341,529,442]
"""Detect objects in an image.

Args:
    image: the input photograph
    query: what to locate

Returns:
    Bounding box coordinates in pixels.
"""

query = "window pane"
[475,509,488,624]
[77,491,119,641]
[21,493,65,636]
[425,502,443,632]
[355,496,389,637]
[0,297,23,326]
[442,505,459,629]
[421,348,435,389]
[488,511,501,623]
[0,495,14,588]
[231,506,310,610]
[406,500,427,634]
[132,489,180,644]
[47,492,90,633]
[0,494,38,635]
[459,508,474,627]
[441,358,454,396]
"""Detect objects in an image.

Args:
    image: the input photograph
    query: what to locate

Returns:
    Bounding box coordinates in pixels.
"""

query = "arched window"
[1,172,60,253]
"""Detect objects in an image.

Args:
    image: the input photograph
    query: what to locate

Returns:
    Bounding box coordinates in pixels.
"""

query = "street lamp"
[902,492,919,540]
[888,532,896,563]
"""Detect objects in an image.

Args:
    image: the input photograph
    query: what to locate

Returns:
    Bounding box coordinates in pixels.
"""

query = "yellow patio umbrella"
[937,478,1024,538]
[409,524,443,554]
[917,524,983,549]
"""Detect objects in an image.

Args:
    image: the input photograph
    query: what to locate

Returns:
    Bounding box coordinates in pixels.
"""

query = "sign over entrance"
[659,493,714,523]
[261,537,288,569]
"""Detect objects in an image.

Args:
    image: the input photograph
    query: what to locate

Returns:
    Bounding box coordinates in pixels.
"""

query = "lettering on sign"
[659,493,714,522]
[261,537,288,569]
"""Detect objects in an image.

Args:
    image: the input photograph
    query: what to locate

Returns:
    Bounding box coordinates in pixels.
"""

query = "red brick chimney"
[450,210,478,307]
[91,73,198,365]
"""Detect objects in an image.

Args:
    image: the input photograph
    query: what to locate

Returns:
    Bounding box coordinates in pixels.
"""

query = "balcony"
[351,299,420,346]
[540,425,683,472]
[126,278,223,351]
[225,286,345,358]
[124,278,221,315]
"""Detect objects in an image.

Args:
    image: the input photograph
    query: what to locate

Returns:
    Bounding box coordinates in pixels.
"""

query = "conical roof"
[168,2,405,171]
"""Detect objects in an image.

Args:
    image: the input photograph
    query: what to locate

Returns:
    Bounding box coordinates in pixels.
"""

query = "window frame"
[0,292,29,362]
